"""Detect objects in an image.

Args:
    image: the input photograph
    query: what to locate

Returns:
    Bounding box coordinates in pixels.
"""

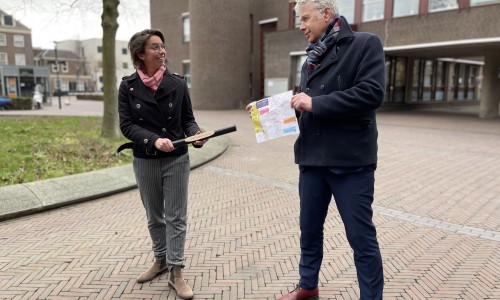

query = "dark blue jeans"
[298,165,383,300]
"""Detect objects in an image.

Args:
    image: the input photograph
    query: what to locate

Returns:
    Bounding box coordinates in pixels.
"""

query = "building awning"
[384,37,500,59]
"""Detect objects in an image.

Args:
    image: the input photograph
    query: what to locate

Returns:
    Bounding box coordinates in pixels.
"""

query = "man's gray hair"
[294,0,339,16]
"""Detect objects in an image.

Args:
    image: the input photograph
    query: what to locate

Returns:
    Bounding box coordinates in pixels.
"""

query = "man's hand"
[246,102,255,113]
[291,92,312,112]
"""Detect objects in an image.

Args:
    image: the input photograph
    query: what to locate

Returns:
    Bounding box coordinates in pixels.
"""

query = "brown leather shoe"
[168,266,194,299]
[278,285,319,300]
[136,259,168,283]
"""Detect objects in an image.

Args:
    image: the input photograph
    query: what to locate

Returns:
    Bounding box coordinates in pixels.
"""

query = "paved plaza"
[0,100,499,299]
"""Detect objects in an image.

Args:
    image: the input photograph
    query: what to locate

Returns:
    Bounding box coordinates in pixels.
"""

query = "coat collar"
[307,15,354,81]
[126,71,180,103]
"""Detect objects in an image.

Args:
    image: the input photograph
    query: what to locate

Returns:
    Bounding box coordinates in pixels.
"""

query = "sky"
[0,0,151,49]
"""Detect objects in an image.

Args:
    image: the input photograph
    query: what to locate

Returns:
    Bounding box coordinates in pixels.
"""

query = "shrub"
[11,97,33,110]
[76,94,104,101]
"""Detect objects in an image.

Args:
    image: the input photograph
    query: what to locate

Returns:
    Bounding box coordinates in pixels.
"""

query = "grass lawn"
[0,115,132,187]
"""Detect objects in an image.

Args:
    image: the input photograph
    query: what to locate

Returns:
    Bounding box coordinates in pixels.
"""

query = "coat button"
[315,130,321,136]
[162,128,166,132]
[143,138,148,144]
[168,117,172,120]
[320,85,325,90]
[169,103,173,107]
[305,88,310,92]
[136,104,141,108]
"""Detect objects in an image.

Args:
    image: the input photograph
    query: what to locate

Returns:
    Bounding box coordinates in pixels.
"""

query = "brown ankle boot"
[168,266,193,299]
[136,259,168,283]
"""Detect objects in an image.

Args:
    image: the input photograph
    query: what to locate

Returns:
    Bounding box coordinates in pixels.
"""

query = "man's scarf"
[137,64,166,93]
[306,16,341,76]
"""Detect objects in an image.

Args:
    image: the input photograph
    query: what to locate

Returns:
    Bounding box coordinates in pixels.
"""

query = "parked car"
[0,95,12,110]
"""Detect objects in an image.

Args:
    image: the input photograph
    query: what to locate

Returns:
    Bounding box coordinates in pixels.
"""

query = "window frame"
[14,53,26,66]
[13,35,25,47]
[470,0,500,5]
[0,52,8,65]
[182,60,191,88]
[428,0,458,12]
[2,15,14,26]
[182,12,190,43]
[0,33,6,46]
[393,0,420,17]
[362,0,385,22]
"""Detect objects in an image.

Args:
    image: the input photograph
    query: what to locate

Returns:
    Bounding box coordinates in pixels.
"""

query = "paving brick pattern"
[0,109,499,299]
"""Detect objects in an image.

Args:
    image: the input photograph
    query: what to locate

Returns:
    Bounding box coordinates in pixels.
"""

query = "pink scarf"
[137,64,166,93]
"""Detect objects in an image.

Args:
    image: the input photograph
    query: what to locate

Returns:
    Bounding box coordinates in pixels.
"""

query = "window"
[338,0,355,23]
[14,35,25,47]
[429,0,458,12]
[292,54,307,92]
[393,0,419,17]
[385,57,407,103]
[470,0,500,5]
[182,13,190,43]
[435,61,445,100]
[2,15,14,26]
[412,59,452,102]
[15,53,26,66]
[467,66,478,100]
[452,63,466,100]
[61,61,69,73]
[183,61,191,88]
[122,48,127,55]
[97,46,103,53]
[122,62,128,69]
[52,61,59,72]
[362,0,385,21]
[0,34,6,46]
[0,53,7,65]
[422,60,433,101]
[61,81,69,92]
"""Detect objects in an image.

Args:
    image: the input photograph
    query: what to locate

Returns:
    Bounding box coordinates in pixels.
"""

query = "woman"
[118,29,206,300]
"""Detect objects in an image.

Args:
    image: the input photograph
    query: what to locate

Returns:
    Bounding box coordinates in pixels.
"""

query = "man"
[282,0,385,299]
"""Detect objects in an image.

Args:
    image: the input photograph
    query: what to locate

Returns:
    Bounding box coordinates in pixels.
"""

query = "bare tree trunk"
[101,0,120,138]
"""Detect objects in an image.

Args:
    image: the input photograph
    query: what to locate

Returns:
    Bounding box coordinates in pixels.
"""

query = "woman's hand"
[155,138,174,152]
[193,131,208,147]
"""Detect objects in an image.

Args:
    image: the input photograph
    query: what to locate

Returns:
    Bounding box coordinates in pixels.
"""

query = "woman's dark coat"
[118,71,200,159]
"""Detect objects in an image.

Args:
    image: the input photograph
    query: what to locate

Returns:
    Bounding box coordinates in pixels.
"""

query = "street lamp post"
[54,41,61,109]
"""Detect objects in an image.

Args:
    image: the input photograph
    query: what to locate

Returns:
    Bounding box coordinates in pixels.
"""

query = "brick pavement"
[0,109,499,299]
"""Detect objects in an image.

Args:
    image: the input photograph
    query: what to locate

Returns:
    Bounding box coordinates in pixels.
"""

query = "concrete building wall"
[265,29,305,79]
[189,0,251,109]
[248,0,291,100]
[250,0,291,31]
[150,0,189,75]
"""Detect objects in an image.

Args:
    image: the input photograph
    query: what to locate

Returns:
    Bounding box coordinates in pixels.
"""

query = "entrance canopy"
[383,37,500,59]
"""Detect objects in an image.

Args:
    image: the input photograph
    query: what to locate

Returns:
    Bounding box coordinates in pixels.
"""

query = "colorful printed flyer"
[249,90,299,143]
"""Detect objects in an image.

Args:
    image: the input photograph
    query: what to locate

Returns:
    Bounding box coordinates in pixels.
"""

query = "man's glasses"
[150,44,165,53]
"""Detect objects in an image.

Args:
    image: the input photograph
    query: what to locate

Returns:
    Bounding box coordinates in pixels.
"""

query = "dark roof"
[34,49,82,60]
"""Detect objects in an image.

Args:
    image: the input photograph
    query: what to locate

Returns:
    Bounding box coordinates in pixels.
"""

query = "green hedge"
[76,94,104,101]
[11,97,33,110]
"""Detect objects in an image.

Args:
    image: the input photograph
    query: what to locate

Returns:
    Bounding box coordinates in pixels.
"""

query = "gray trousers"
[133,153,190,268]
